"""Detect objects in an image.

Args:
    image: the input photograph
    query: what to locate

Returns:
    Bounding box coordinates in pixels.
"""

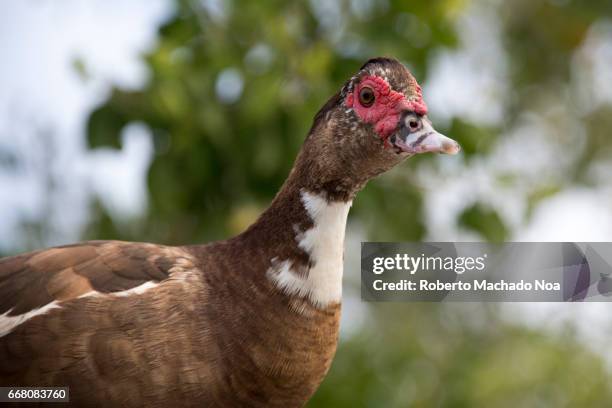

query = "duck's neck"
[241,147,357,308]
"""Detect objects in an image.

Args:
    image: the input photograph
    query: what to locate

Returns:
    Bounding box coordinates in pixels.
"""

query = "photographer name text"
[373,279,561,292]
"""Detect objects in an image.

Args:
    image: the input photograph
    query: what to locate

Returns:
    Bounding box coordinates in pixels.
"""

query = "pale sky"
[0,0,171,249]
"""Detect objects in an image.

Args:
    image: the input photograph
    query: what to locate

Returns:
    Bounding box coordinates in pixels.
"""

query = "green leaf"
[86,104,127,149]
[458,203,508,242]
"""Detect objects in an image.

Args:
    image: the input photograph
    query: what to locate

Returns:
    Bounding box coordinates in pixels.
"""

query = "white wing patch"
[77,280,160,299]
[110,281,159,297]
[0,281,162,338]
[268,191,351,308]
[0,301,61,338]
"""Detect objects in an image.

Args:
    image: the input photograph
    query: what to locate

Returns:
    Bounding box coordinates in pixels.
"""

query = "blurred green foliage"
[312,304,612,407]
[459,203,508,242]
[82,0,612,406]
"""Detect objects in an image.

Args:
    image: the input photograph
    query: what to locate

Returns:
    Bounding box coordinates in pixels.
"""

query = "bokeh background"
[2,0,612,406]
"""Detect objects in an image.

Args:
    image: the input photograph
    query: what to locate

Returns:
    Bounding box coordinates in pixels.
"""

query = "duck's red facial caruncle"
[345,75,427,138]
[345,75,459,156]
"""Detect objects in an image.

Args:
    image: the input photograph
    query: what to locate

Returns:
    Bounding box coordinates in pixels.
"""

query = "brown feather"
[0,241,181,316]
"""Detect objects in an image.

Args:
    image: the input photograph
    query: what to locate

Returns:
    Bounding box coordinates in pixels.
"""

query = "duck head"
[294,57,460,200]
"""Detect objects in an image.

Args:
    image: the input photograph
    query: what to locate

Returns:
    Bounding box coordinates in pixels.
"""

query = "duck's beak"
[391,115,460,155]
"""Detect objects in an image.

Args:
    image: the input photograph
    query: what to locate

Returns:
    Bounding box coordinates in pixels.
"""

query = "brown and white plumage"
[0,57,459,407]
[0,241,179,318]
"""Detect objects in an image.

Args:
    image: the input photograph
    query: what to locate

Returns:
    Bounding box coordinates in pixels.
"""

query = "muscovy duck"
[0,57,459,407]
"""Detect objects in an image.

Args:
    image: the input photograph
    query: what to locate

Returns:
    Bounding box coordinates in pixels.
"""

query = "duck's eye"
[358,87,375,107]
[404,114,422,131]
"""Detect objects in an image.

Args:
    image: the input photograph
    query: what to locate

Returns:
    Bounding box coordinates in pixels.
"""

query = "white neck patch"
[268,191,352,308]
